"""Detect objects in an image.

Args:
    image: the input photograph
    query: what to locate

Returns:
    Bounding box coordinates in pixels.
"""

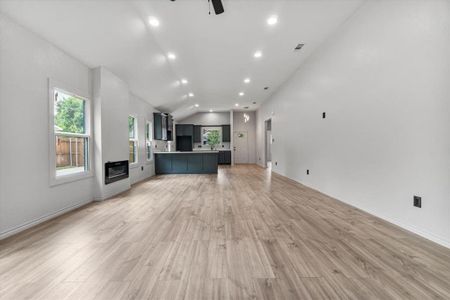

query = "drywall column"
[92,67,131,200]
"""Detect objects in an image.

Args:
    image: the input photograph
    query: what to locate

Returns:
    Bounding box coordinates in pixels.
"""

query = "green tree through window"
[55,92,85,134]
[129,116,135,138]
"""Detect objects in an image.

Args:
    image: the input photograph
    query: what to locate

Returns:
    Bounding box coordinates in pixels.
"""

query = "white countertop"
[154,151,219,154]
[193,148,231,151]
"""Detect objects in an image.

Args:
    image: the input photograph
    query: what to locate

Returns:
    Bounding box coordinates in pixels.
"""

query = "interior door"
[233,131,249,164]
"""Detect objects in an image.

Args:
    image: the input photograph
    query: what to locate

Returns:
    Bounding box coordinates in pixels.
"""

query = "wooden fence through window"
[56,136,85,168]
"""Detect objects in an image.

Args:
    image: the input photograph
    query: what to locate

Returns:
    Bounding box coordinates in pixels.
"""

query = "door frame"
[264,118,272,168]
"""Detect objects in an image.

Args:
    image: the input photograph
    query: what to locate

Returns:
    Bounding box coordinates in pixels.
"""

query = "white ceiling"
[0,0,363,119]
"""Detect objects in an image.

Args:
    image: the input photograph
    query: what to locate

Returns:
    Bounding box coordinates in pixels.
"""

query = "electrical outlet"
[322,112,326,119]
[306,169,310,175]
[413,196,422,208]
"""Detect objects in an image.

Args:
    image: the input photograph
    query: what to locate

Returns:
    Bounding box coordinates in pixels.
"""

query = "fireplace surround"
[105,160,129,185]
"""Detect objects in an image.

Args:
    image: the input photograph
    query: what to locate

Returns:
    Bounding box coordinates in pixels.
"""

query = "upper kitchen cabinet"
[222,125,231,142]
[176,124,194,137]
[167,115,173,141]
[154,112,173,141]
[193,125,202,143]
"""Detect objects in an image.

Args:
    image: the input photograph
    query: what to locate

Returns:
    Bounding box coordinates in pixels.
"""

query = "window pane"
[54,91,85,134]
[146,141,152,160]
[129,140,136,163]
[56,135,88,176]
[129,116,135,139]
[146,122,152,160]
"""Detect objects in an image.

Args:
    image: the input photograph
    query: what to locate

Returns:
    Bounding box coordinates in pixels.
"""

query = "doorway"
[264,119,272,168]
[233,131,249,164]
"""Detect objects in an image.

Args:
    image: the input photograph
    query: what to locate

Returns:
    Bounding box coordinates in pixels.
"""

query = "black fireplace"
[105,160,129,185]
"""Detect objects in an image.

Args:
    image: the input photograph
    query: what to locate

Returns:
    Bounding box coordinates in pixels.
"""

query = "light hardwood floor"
[1,165,450,299]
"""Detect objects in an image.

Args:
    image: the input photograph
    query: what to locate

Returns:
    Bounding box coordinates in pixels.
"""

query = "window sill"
[50,171,93,187]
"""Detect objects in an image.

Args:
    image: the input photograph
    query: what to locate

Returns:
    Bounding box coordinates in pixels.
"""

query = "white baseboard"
[360,207,450,249]
[0,199,92,240]
[272,170,450,249]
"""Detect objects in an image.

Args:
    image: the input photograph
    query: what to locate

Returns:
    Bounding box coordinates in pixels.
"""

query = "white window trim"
[129,115,138,167]
[48,78,93,186]
[146,120,153,163]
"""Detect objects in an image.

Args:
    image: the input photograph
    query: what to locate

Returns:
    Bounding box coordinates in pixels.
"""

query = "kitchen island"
[154,151,219,174]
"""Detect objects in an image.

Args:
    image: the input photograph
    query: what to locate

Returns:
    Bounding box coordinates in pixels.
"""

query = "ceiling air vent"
[243,106,249,109]
[294,43,305,51]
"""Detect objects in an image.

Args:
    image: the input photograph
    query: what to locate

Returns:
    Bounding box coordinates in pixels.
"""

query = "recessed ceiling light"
[239,92,244,96]
[181,79,188,84]
[209,109,213,113]
[254,51,262,58]
[188,93,194,97]
[267,15,278,26]
[235,103,239,107]
[167,52,176,60]
[194,104,199,107]
[148,17,160,27]
[244,78,251,84]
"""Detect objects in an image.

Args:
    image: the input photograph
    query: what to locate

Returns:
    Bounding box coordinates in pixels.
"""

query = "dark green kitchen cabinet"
[176,124,194,137]
[218,150,231,165]
[171,154,188,173]
[202,153,219,173]
[167,115,173,141]
[154,113,173,141]
[155,153,172,173]
[153,113,164,140]
[155,152,218,174]
[193,125,202,143]
[175,124,183,136]
[187,154,203,172]
[222,125,231,142]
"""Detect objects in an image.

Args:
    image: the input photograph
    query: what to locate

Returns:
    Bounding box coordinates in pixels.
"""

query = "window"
[129,116,138,164]
[52,88,90,180]
[146,121,153,161]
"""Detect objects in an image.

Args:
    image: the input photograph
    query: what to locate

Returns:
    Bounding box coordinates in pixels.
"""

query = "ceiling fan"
[169,0,225,15]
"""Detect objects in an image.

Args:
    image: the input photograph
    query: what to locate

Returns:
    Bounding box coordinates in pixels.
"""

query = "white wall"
[256,0,450,247]
[234,111,256,164]
[0,15,164,238]
[0,14,95,238]
[178,112,230,125]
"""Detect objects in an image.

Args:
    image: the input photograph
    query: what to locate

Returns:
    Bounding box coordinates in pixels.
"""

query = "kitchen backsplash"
[194,142,230,150]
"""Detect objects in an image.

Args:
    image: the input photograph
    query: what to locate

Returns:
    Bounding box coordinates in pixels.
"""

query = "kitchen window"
[49,84,92,185]
[146,121,153,161]
[129,115,138,164]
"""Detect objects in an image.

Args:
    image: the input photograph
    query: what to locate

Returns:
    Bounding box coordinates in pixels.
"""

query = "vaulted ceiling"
[0,0,363,119]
